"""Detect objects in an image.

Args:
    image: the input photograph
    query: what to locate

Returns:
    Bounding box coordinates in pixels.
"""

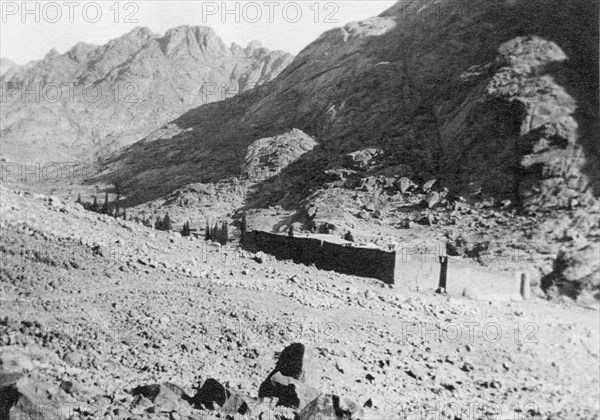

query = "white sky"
[1,1,397,64]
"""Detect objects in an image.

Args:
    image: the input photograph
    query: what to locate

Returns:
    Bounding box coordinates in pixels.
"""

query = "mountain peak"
[44,48,60,60]
[67,42,96,63]
[158,25,226,57]
[125,26,155,39]
[104,26,154,50]
[244,40,264,55]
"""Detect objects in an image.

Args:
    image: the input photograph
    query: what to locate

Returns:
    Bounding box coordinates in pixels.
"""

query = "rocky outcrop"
[0,26,293,163]
[439,35,594,209]
[242,129,317,181]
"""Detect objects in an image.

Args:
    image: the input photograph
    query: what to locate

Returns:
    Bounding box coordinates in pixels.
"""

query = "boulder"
[191,378,249,415]
[398,177,416,194]
[298,394,364,420]
[63,351,85,367]
[422,179,437,191]
[0,376,68,420]
[344,148,384,171]
[131,383,190,413]
[426,192,440,209]
[543,243,600,298]
[0,352,34,374]
[261,372,320,410]
[48,196,62,208]
[258,343,320,410]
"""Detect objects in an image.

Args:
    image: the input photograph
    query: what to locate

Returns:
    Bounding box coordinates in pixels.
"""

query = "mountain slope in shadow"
[99,0,598,212]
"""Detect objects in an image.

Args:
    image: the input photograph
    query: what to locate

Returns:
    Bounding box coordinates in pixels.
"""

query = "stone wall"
[241,231,396,284]
[394,256,521,299]
[242,231,528,299]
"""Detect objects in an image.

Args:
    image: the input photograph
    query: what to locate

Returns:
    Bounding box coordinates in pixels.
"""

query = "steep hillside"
[101,0,598,208]
[0,27,293,162]
[93,0,599,298]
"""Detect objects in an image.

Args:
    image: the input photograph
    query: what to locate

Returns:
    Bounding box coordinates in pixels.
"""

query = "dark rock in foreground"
[259,343,321,410]
[191,378,250,415]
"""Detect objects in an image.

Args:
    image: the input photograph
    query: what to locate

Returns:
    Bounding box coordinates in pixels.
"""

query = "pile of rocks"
[1,343,368,420]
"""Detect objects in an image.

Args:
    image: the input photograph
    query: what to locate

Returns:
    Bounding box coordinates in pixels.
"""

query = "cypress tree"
[163,213,173,231]
[288,225,294,238]
[181,221,190,237]
[115,192,121,217]
[213,222,219,243]
[205,219,210,241]
[123,209,127,220]
[241,213,247,234]
[76,193,82,204]
[91,196,99,212]
[222,221,228,245]
[100,192,109,214]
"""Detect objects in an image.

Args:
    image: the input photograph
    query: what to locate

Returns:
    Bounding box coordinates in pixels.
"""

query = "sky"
[1,1,397,64]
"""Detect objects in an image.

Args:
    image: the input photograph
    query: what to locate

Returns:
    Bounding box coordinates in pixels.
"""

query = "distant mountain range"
[0,26,293,162]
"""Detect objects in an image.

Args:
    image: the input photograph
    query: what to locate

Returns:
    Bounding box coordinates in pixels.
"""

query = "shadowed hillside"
[100,0,598,210]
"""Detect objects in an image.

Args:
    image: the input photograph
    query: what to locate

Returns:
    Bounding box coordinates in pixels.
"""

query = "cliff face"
[102,0,598,211]
[0,26,293,162]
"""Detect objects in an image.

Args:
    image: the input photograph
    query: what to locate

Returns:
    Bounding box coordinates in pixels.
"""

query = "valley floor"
[1,186,599,419]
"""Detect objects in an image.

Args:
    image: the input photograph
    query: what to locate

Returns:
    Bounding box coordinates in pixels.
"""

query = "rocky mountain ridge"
[0,26,293,162]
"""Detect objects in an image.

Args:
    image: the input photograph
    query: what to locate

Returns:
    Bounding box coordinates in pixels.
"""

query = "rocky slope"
[101,0,599,205]
[1,185,599,419]
[0,27,293,162]
[94,0,599,297]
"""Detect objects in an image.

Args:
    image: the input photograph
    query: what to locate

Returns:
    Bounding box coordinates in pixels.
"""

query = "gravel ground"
[1,186,599,419]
